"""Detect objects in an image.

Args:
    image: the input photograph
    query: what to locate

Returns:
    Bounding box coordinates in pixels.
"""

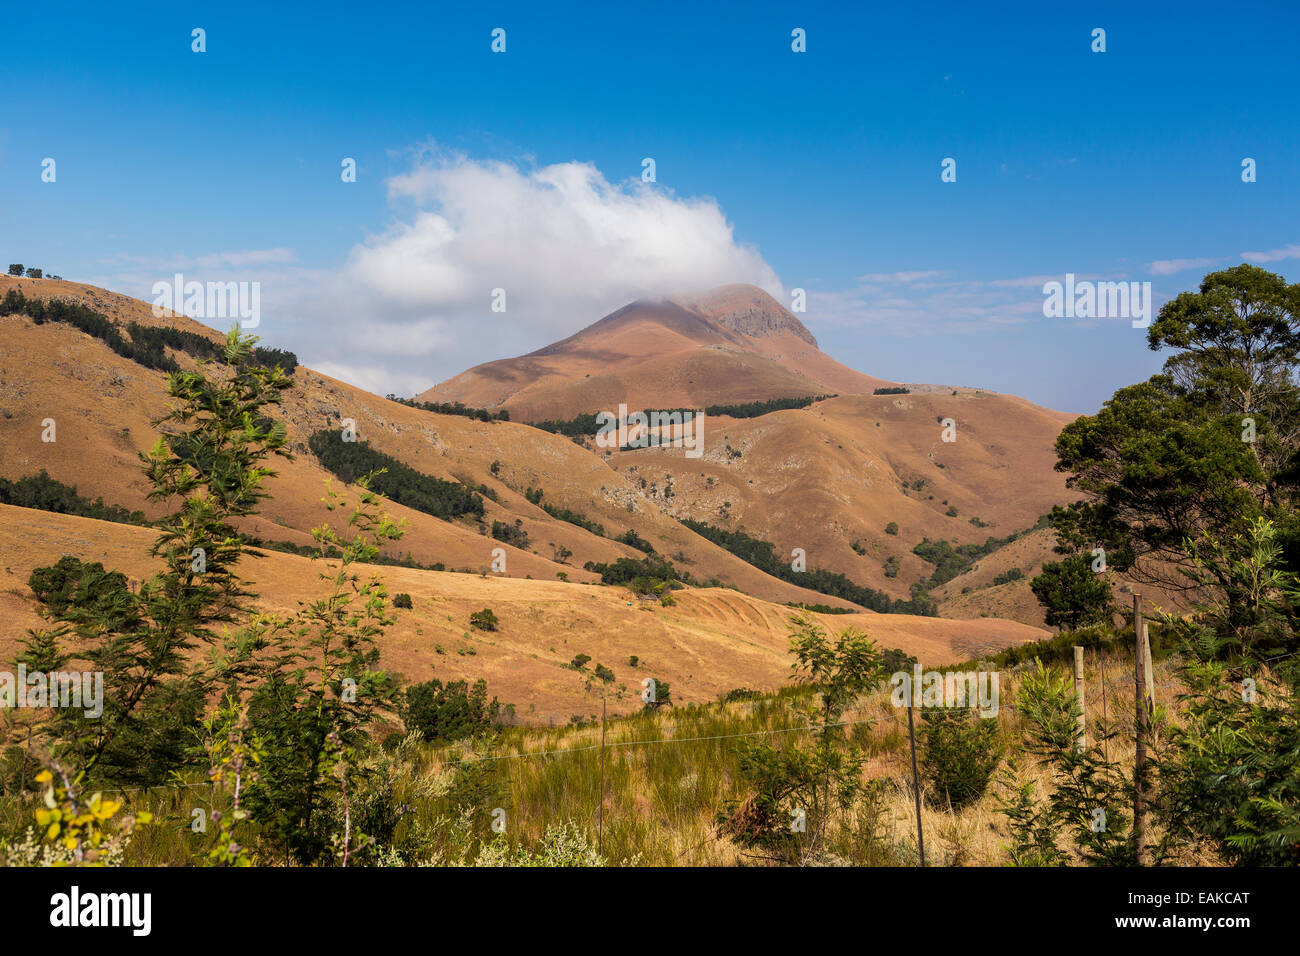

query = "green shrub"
[642,677,672,710]
[401,677,503,742]
[469,608,499,631]
[921,709,1001,809]
[393,592,413,609]
[491,519,529,548]
[585,555,685,587]
[614,529,655,553]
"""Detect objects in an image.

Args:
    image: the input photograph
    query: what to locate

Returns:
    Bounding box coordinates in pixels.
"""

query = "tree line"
[0,471,147,526]
[680,518,937,615]
[387,395,510,422]
[307,429,485,521]
[0,288,296,374]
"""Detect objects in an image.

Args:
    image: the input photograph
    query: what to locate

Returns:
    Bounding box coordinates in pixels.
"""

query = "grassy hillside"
[0,504,1046,722]
[0,640,1218,867]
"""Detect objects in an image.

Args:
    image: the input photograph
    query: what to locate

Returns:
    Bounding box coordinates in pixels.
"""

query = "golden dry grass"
[0,503,1049,724]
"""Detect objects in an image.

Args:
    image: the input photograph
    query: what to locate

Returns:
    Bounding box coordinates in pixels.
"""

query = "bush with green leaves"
[920,708,1001,809]
[392,592,413,609]
[242,477,405,865]
[491,519,529,548]
[1030,554,1114,631]
[642,677,671,711]
[614,529,655,553]
[470,822,606,867]
[585,555,684,587]
[469,608,499,631]
[401,678,503,743]
[1155,518,1300,865]
[719,614,885,864]
[996,662,1135,866]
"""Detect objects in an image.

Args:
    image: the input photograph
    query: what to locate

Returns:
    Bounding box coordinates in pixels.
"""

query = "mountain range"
[0,274,1077,720]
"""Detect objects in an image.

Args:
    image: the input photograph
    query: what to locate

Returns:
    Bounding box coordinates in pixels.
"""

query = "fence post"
[1073,645,1087,752]
[907,703,926,867]
[1132,592,1151,866]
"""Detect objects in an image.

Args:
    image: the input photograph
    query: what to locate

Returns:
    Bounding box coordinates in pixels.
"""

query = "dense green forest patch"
[680,518,936,615]
[0,471,146,525]
[307,430,484,521]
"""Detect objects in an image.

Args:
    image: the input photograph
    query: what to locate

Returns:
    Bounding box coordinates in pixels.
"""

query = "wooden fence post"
[906,703,926,867]
[1132,592,1151,866]
[1073,645,1087,751]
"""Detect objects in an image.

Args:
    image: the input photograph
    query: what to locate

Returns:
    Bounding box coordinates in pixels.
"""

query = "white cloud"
[1147,256,1224,276]
[856,270,945,284]
[104,248,298,271]
[342,149,782,335]
[1241,243,1300,264]
[294,150,783,390]
[197,248,297,269]
[95,151,783,396]
[988,274,1082,289]
[805,272,1155,335]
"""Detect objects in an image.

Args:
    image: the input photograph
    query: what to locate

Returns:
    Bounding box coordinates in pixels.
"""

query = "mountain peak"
[679,284,818,349]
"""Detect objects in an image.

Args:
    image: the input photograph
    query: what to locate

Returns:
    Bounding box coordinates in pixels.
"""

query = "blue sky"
[2,0,1297,412]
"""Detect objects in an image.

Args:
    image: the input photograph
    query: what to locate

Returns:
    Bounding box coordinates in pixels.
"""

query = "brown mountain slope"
[0,505,1050,721]
[604,389,1076,619]
[418,284,894,420]
[1,275,905,612]
[932,527,1059,626]
[0,274,1082,641]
